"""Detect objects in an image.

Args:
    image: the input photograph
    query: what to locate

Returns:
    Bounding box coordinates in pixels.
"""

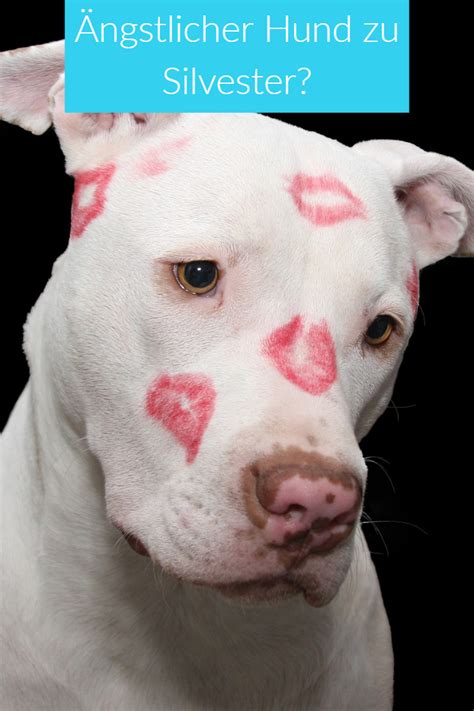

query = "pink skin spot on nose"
[145,373,216,464]
[287,173,367,227]
[70,163,116,239]
[262,315,337,396]
[406,262,420,316]
[138,136,192,177]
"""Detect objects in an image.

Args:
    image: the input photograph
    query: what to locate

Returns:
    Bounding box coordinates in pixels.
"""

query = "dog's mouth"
[116,526,150,557]
[114,523,352,608]
[202,568,330,608]
[209,575,304,604]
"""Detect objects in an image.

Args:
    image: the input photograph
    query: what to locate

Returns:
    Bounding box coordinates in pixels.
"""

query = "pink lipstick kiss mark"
[262,315,337,396]
[287,173,367,227]
[138,136,192,177]
[71,163,116,239]
[145,373,216,464]
[406,262,420,316]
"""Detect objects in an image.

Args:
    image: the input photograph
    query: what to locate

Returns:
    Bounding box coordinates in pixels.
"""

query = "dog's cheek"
[145,372,217,464]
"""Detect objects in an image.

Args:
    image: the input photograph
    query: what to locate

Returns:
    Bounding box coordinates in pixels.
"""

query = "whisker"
[112,533,125,553]
[388,399,400,423]
[364,454,390,464]
[418,303,426,327]
[361,512,390,557]
[360,519,429,536]
[364,456,396,493]
[386,403,416,410]
[152,561,173,616]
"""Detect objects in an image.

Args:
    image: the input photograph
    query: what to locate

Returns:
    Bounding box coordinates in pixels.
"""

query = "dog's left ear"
[353,139,474,267]
[0,40,176,173]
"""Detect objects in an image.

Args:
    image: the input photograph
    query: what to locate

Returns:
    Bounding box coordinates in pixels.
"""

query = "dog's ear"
[0,41,176,173]
[353,139,474,267]
[0,41,64,134]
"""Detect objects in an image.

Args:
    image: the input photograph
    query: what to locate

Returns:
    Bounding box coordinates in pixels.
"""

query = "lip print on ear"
[71,163,116,239]
[288,173,367,227]
[137,136,192,177]
[406,262,420,317]
[145,373,216,464]
[262,315,337,396]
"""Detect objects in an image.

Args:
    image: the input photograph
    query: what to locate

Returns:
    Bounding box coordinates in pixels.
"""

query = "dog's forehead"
[108,114,408,281]
[124,113,389,196]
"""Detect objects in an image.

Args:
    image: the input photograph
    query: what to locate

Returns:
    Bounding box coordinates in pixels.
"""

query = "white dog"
[1,40,472,711]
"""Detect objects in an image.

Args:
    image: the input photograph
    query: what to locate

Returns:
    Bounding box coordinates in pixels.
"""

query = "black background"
[1,3,472,710]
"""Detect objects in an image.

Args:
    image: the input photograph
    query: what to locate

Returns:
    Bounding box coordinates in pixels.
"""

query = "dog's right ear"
[1,41,176,173]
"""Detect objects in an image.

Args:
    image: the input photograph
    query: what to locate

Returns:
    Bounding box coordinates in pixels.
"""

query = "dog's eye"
[174,261,219,295]
[365,315,396,346]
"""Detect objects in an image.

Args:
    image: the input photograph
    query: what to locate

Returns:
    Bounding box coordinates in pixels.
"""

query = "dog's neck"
[2,338,377,708]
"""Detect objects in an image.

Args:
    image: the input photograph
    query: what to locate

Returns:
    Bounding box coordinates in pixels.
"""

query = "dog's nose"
[248,450,362,552]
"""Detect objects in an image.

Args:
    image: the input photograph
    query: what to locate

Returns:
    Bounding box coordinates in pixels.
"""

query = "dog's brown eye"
[365,315,396,346]
[175,261,219,295]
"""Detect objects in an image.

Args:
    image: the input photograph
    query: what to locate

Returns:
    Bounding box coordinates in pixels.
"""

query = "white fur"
[1,41,473,711]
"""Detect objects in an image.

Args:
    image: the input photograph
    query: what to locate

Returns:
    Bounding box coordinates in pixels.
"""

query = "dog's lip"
[193,575,329,609]
[114,523,150,557]
[208,575,301,598]
[268,521,356,562]
[203,532,353,595]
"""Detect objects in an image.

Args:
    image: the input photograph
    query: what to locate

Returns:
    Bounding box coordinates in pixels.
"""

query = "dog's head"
[2,41,473,607]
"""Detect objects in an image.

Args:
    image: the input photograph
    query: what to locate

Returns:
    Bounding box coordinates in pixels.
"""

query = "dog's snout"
[243,448,362,553]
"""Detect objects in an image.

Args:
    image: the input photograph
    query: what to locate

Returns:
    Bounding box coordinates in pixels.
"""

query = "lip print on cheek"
[138,136,192,177]
[262,315,337,396]
[145,373,216,464]
[406,262,420,317]
[287,173,367,227]
[71,163,116,239]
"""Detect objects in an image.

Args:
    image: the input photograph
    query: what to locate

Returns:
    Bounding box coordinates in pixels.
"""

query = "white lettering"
[74,15,99,43]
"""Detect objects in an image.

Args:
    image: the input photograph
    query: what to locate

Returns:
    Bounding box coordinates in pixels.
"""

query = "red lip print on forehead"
[145,373,216,464]
[71,163,116,239]
[406,262,420,317]
[288,173,367,227]
[138,136,191,177]
[262,315,337,396]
